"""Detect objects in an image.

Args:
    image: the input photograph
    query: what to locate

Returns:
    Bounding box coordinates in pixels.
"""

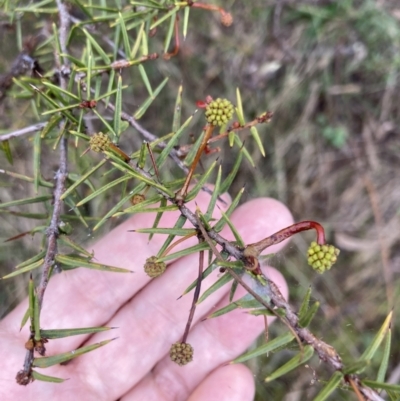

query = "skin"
[0,192,293,401]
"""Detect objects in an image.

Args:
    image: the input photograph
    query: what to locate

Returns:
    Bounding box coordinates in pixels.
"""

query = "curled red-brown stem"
[243,221,326,259]
[188,1,233,26]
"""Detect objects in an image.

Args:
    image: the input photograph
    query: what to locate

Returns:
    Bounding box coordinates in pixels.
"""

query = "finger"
[32,197,291,401]
[0,197,291,401]
[187,364,255,401]
[120,364,255,401]
[120,198,293,401]
[123,266,287,401]
[0,189,230,395]
[52,234,240,400]
[1,189,230,343]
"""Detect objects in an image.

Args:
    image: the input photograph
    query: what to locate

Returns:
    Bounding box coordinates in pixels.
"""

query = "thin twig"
[66,15,217,198]
[114,103,220,200]
[348,376,366,401]
[104,100,191,177]
[36,129,68,309]
[193,212,304,356]
[346,375,385,401]
[176,124,214,200]
[17,0,71,384]
[56,0,70,65]
[53,16,219,200]
[0,122,47,142]
[36,0,70,308]
[181,244,204,343]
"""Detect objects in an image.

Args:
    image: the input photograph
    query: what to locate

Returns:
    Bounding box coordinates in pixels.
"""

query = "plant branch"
[60,17,218,199]
[36,0,70,309]
[181,243,204,343]
[193,210,304,357]
[176,123,215,200]
[128,160,383,399]
[17,0,71,385]
[0,122,47,142]
[36,129,68,309]
[206,111,273,146]
[56,0,70,66]
[104,99,191,176]
[64,16,198,185]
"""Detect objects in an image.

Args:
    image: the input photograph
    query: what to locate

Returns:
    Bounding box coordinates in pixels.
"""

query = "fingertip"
[228,197,294,253]
[188,364,255,401]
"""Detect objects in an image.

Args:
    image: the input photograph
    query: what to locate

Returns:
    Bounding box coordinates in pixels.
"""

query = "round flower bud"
[205,98,234,127]
[131,194,146,205]
[144,256,166,278]
[169,342,194,366]
[220,11,233,27]
[89,132,111,152]
[307,241,340,274]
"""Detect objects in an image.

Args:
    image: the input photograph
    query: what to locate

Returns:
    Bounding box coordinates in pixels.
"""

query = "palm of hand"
[0,192,291,401]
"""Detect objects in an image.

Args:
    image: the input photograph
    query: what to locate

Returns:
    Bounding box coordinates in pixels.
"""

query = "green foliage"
[33,338,116,368]
[264,345,314,383]
[0,1,398,399]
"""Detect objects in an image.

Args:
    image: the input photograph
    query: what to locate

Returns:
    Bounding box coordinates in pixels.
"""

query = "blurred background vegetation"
[0,1,399,399]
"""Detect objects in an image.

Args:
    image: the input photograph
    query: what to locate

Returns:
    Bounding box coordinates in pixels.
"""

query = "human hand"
[0,191,293,401]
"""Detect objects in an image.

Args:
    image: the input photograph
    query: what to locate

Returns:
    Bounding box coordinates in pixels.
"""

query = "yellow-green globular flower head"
[170,342,194,366]
[307,241,340,274]
[144,256,166,278]
[89,132,111,152]
[205,98,234,126]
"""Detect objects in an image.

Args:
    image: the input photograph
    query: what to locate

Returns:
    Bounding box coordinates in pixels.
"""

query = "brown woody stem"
[207,112,273,145]
[17,0,71,386]
[160,232,197,258]
[146,142,161,182]
[182,246,204,343]
[176,124,215,200]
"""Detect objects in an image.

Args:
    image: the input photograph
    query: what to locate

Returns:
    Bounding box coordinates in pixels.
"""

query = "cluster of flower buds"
[169,342,194,366]
[307,241,340,274]
[144,256,166,278]
[205,98,234,126]
[131,194,145,205]
[89,132,111,152]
